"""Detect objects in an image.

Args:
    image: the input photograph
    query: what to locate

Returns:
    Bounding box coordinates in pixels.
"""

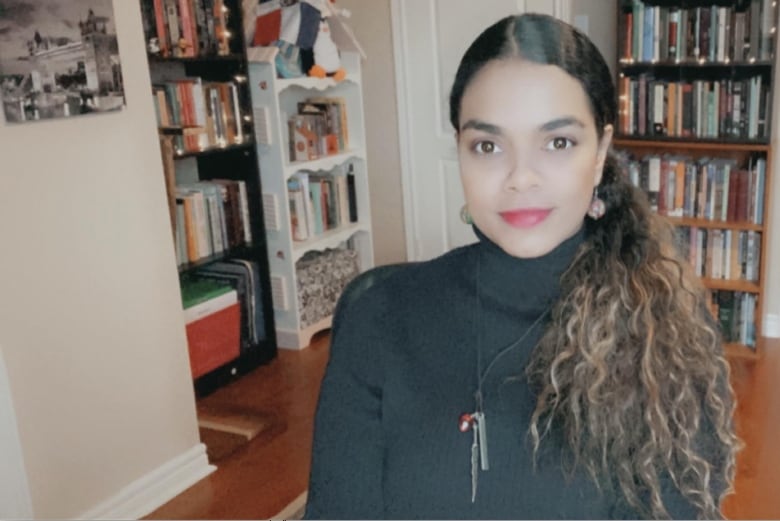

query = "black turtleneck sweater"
[305,228,701,519]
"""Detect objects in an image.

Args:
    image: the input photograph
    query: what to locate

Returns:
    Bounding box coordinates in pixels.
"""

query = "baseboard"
[764,313,780,339]
[78,443,215,520]
[276,328,307,350]
[273,490,308,520]
[276,316,333,350]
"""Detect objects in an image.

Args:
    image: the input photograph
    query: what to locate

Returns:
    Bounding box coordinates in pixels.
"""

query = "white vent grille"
[253,106,273,145]
[271,275,288,310]
[262,192,280,231]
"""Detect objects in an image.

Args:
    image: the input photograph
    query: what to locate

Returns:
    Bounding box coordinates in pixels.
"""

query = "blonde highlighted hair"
[527,156,741,519]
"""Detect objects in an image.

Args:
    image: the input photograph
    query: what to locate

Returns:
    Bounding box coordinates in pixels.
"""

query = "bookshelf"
[245,44,374,349]
[140,0,277,395]
[614,0,777,359]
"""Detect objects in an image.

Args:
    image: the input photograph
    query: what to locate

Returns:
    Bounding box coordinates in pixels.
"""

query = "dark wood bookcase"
[614,0,777,360]
[139,0,277,395]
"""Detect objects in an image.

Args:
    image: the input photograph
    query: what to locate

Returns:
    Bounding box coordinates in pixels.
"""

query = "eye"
[545,136,575,151]
[472,140,502,155]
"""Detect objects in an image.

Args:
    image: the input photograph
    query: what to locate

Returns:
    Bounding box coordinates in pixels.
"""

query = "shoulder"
[340,244,475,306]
[332,244,477,332]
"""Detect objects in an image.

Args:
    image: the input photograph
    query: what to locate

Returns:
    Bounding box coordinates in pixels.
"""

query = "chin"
[494,234,558,259]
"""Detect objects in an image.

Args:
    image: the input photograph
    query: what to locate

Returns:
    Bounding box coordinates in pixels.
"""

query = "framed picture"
[0,1,126,124]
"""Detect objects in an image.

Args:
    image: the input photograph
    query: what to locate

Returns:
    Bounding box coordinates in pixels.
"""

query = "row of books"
[153,78,245,153]
[675,227,761,283]
[288,97,350,163]
[620,153,766,224]
[706,290,757,348]
[622,0,774,64]
[287,166,358,242]
[174,179,252,266]
[617,75,770,140]
[142,0,231,58]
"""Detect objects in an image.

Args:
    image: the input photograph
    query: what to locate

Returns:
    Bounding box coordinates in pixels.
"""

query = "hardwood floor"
[145,331,331,520]
[146,336,780,519]
[723,337,780,519]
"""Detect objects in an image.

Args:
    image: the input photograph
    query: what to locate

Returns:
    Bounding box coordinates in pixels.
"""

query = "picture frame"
[0,1,126,124]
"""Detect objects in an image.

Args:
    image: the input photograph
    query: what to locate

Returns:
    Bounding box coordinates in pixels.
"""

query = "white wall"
[337,0,408,265]
[0,2,203,518]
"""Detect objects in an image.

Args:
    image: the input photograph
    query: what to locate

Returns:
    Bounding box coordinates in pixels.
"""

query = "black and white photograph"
[0,0,125,124]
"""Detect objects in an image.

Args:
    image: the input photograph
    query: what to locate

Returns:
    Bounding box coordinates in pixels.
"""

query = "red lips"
[499,208,552,228]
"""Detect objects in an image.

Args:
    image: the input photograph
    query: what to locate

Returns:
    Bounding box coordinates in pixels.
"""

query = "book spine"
[178,0,197,56]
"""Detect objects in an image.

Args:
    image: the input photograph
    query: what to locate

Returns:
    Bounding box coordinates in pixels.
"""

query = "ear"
[593,124,614,186]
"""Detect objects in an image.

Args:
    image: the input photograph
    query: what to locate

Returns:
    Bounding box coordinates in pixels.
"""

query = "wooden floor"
[146,335,780,520]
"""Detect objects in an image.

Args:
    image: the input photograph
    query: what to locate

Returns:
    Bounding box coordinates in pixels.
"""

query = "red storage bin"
[184,290,240,379]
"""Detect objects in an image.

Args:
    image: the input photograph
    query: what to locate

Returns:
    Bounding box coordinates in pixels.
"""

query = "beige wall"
[337,0,408,265]
[570,0,618,73]
[0,2,200,518]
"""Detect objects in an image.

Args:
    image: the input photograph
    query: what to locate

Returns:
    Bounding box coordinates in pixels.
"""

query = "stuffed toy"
[253,0,347,81]
[301,0,347,81]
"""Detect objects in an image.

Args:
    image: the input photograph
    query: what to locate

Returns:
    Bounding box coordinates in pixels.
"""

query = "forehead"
[459,59,594,129]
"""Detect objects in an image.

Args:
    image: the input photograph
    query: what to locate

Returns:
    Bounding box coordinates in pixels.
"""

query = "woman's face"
[457,58,612,258]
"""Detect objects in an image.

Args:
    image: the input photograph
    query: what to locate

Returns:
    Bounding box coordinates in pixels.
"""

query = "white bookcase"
[247,47,374,349]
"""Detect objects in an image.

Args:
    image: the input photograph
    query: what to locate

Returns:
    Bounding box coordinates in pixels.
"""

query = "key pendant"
[470,427,479,502]
[475,411,489,471]
[460,409,488,503]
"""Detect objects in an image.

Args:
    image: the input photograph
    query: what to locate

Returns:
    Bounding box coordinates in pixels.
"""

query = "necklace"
[460,249,552,503]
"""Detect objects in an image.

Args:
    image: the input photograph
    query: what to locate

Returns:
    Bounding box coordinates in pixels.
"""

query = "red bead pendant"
[459,413,475,432]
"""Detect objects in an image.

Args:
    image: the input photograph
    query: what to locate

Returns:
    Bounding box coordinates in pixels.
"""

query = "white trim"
[78,444,215,520]
[553,0,572,23]
[764,313,780,339]
[273,490,308,519]
[391,0,420,261]
[0,347,33,519]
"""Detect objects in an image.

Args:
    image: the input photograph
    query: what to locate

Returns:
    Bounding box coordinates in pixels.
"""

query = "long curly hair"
[526,154,740,519]
[450,13,741,518]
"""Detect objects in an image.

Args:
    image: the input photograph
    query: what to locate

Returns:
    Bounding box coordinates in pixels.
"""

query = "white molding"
[273,490,308,519]
[0,347,33,519]
[553,0,572,23]
[764,313,780,339]
[391,0,420,261]
[78,444,215,520]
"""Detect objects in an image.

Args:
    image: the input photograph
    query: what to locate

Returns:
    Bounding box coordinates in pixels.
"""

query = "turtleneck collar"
[473,225,585,314]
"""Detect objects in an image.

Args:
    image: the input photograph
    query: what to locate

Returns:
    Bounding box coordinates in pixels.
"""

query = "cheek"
[458,155,506,201]
[537,149,600,185]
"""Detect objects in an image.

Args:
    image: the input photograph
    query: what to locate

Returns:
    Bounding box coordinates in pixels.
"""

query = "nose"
[504,152,542,192]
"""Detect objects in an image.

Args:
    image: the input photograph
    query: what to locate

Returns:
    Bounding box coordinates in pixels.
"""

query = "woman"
[305,13,738,519]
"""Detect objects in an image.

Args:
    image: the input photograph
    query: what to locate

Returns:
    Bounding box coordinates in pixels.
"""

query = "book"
[181,277,234,310]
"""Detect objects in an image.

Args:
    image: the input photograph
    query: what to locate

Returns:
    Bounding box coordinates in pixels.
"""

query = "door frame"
[391,0,572,260]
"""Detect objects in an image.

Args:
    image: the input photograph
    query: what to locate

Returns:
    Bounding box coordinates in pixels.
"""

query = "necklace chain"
[474,249,552,396]
[468,248,552,503]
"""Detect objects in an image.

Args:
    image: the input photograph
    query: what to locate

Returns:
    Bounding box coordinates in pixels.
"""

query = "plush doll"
[301,0,347,81]
[253,0,347,81]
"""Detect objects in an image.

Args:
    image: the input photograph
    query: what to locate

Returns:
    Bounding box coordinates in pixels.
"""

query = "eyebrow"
[539,116,586,132]
[460,119,502,135]
[460,116,586,134]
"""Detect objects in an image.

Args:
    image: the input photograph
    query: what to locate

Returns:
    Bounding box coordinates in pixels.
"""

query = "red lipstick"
[499,208,552,228]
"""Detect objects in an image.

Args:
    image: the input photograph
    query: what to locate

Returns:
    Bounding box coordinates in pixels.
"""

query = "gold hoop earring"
[460,204,473,225]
